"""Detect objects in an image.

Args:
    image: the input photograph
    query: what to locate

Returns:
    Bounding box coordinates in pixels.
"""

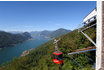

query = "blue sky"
[0,1,96,32]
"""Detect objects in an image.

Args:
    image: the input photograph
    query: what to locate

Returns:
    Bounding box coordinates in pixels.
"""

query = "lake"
[0,36,51,66]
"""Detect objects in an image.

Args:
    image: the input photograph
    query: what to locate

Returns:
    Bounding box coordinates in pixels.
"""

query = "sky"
[0,1,96,32]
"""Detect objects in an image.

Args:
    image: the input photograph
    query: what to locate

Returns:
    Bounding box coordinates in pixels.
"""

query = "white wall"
[96,1,102,70]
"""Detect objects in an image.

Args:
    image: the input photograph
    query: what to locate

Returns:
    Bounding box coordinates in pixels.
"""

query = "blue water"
[0,36,51,66]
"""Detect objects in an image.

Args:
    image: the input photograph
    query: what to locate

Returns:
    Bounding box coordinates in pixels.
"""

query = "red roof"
[53,52,62,55]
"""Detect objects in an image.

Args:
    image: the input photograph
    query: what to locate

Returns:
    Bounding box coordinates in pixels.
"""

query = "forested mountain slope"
[0,26,96,70]
[0,31,31,48]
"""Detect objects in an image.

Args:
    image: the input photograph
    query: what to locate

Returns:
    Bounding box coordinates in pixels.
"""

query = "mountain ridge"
[0,31,31,49]
[30,28,71,38]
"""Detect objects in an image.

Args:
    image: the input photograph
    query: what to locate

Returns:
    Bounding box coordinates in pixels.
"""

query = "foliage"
[0,27,96,70]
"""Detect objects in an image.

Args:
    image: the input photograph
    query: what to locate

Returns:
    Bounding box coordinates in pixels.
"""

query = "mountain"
[28,31,41,37]
[0,31,31,48]
[49,28,71,38]
[30,28,71,38]
[30,30,52,37]
[0,26,96,70]
[22,32,32,39]
[7,31,23,34]
[40,30,52,37]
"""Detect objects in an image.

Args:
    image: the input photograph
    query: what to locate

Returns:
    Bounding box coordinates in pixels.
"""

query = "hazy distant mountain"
[7,31,23,34]
[30,28,71,38]
[40,30,53,37]
[30,30,53,37]
[30,31,41,37]
[0,31,31,48]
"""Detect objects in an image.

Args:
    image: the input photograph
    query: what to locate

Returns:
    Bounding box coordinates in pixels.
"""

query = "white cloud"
[56,24,61,26]
[24,26,34,28]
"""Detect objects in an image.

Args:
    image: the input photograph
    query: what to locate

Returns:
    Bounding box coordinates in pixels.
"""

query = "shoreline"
[21,49,33,56]
[0,38,32,50]
[0,48,2,50]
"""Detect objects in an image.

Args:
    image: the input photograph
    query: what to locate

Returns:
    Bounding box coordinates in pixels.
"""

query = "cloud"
[24,26,34,28]
[56,24,61,26]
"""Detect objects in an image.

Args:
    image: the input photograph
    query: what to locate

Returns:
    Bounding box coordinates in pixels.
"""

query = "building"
[83,8,97,26]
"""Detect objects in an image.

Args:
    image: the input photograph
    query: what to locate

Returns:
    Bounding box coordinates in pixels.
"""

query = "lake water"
[0,36,51,66]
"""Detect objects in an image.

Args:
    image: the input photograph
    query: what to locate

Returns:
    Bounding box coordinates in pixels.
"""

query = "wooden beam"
[68,46,96,55]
